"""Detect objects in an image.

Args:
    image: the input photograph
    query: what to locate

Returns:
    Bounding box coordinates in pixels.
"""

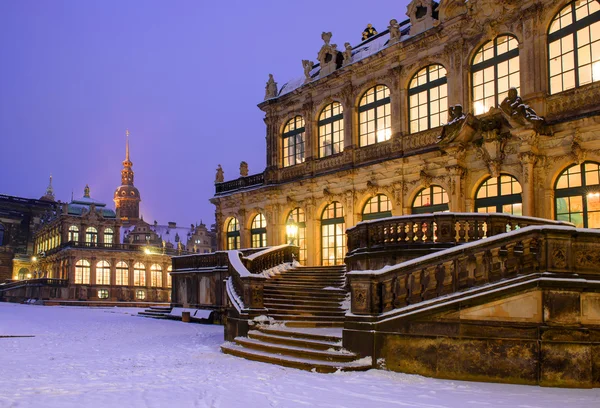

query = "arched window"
[85,227,98,244]
[0,223,4,246]
[286,208,306,264]
[18,268,29,280]
[96,260,111,285]
[115,261,129,286]
[167,266,172,288]
[282,116,305,167]
[412,185,449,214]
[475,175,523,215]
[103,228,114,245]
[318,102,344,157]
[359,85,391,146]
[68,226,79,242]
[134,262,146,286]
[150,264,162,287]
[362,194,392,220]
[321,202,346,266]
[549,0,600,94]
[409,65,448,133]
[251,214,267,248]
[472,35,520,115]
[75,259,90,285]
[555,162,600,227]
[226,218,240,250]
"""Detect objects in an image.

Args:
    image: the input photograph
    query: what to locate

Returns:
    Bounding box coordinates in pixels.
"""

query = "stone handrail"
[346,225,599,316]
[0,278,68,292]
[347,213,572,255]
[172,251,230,270]
[215,172,265,195]
[43,241,191,257]
[226,244,298,312]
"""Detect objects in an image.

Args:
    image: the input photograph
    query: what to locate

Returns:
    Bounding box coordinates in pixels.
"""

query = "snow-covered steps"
[138,306,172,319]
[221,326,371,373]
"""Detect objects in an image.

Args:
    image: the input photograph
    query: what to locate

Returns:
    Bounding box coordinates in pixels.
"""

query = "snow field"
[0,303,598,408]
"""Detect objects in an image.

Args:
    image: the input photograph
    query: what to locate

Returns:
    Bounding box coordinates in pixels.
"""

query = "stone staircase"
[138,306,172,319]
[221,265,371,372]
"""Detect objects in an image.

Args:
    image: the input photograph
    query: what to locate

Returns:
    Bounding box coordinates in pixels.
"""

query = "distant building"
[1,131,214,303]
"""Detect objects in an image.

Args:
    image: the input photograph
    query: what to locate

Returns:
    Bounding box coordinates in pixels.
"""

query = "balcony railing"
[0,278,68,292]
[215,172,265,195]
[41,241,190,257]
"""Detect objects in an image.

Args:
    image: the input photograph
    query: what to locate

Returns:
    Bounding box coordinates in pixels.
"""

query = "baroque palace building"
[1,132,215,303]
[212,0,600,267]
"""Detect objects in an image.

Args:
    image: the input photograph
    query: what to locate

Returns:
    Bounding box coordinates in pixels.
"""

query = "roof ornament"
[84,184,90,198]
[125,129,130,162]
[240,161,249,177]
[41,174,56,201]
[215,164,224,183]
[388,19,401,43]
[264,74,278,100]
[317,32,339,77]
[342,43,353,66]
[302,60,314,83]
[362,23,377,41]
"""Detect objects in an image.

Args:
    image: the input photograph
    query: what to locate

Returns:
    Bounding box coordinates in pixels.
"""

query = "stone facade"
[211,0,600,268]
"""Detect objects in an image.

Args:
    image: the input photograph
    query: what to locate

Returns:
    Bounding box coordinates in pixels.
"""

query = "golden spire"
[125,129,130,162]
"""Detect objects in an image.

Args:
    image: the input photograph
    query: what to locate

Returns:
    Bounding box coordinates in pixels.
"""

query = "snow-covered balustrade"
[215,172,264,195]
[345,213,573,271]
[346,225,600,316]
[172,251,229,271]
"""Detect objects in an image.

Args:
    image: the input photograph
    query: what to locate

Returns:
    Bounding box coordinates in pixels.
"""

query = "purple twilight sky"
[0,0,409,227]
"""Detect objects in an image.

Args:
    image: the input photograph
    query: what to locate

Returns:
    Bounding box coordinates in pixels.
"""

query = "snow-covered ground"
[0,303,598,408]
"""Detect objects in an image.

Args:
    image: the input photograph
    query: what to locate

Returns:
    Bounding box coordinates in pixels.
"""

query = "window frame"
[133,262,146,286]
[282,116,306,168]
[362,194,393,221]
[358,85,392,147]
[226,218,240,250]
[321,202,346,266]
[96,260,111,285]
[554,161,600,228]
[115,261,129,286]
[472,34,520,115]
[412,185,450,214]
[250,214,267,248]
[75,259,91,285]
[318,102,344,158]
[547,0,600,94]
[408,64,448,133]
[286,207,307,264]
[475,175,523,214]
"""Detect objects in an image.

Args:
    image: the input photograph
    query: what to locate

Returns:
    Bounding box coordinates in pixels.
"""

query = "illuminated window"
[549,0,600,94]
[115,261,129,286]
[226,218,240,250]
[68,225,79,242]
[475,175,523,215]
[134,262,146,286]
[136,290,146,300]
[321,202,346,266]
[412,185,449,214]
[167,266,172,288]
[96,260,111,285]
[286,208,306,264]
[409,65,448,133]
[555,162,600,227]
[85,227,98,244]
[104,228,114,245]
[318,102,344,157]
[251,214,267,248]
[75,259,90,285]
[17,267,29,280]
[98,289,109,299]
[359,85,391,146]
[0,223,4,246]
[472,35,520,115]
[282,116,305,167]
[150,264,162,287]
[362,194,392,220]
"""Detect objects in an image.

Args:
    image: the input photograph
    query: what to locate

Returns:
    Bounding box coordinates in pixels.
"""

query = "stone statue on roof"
[264,74,278,100]
[215,164,224,183]
[362,24,377,41]
[388,19,401,42]
[240,161,249,177]
[321,31,332,45]
[500,87,551,135]
[342,43,353,66]
[302,60,314,82]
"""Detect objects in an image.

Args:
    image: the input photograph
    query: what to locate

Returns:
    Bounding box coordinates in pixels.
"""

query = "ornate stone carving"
[302,60,314,83]
[342,43,353,66]
[420,170,433,188]
[546,82,600,117]
[388,19,401,43]
[552,247,567,269]
[500,88,552,135]
[264,74,278,100]
[239,161,248,177]
[317,32,339,77]
[407,0,438,35]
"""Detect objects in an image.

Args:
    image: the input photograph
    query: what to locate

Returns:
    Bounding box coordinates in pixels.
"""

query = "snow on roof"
[120,222,196,246]
[276,21,411,99]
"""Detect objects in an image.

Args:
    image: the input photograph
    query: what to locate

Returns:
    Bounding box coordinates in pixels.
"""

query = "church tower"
[114,130,141,223]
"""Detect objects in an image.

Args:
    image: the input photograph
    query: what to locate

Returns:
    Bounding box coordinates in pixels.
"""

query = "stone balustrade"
[347,225,599,316]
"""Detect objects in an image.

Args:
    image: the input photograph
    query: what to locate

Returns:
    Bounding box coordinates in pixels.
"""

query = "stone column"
[303,101,315,160]
[305,201,317,267]
[520,152,537,217]
[341,83,355,150]
[129,259,135,287]
[447,165,466,213]
[90,256,96,286]
[110,257,117,286]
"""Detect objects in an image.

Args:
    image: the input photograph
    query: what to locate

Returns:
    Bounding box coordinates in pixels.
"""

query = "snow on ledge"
[245,244,291,261]
[347,225,597,277]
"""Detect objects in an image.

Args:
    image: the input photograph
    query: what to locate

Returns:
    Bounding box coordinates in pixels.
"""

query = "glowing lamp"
[286,223,299,245]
